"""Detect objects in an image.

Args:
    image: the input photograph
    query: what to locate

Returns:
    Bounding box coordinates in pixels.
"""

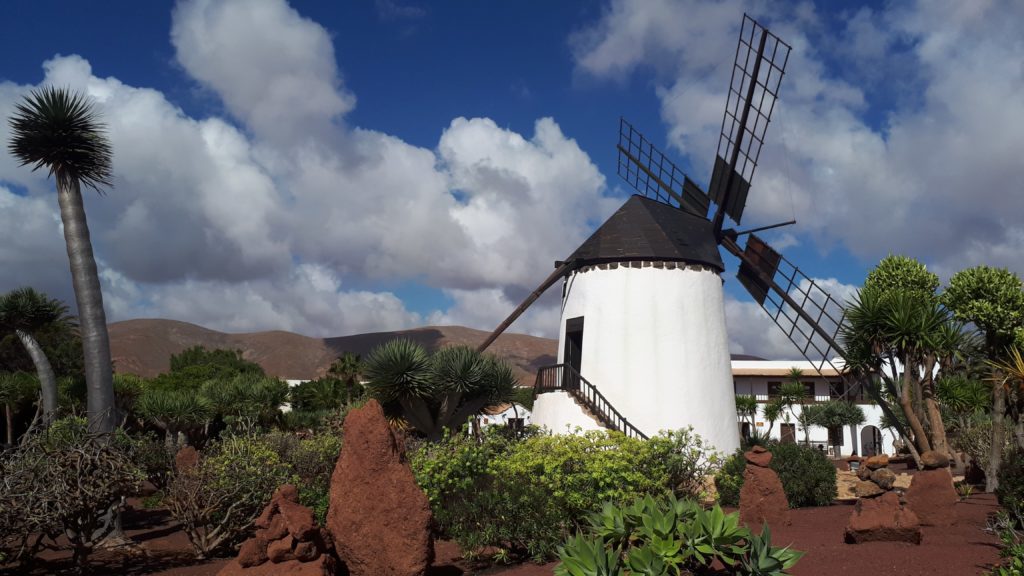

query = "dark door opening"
[780,423,796,444]
[563,316,584,390]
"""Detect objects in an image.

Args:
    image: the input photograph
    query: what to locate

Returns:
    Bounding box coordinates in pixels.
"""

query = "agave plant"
[557,494,804,576]
[554,533,623,576]
[740,525,803,576]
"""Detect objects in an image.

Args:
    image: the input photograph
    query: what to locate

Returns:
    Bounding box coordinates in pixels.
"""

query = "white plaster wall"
[532,264,740,453]
[735,400,895,457]
[532,391,607,433]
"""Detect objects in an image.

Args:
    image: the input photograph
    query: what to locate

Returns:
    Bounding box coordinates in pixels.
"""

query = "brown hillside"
[109,319,557,384]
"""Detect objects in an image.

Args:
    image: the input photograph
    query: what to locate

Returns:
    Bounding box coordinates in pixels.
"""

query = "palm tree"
[364,340,516,440]
[8,87,116,433]
[762,398,785,438]
[735,395,758,429]
[328,352,363,404]
[0,287,75,424]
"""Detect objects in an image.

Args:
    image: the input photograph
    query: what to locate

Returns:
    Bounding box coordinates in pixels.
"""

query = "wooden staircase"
[534,364,648,440]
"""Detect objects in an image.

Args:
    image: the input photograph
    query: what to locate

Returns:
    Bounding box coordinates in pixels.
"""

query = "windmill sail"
[709,15,790,227]
[727,234,849,394]
[617,118,710,217]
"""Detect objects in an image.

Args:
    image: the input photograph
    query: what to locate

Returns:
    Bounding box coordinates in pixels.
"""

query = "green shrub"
[411,428,719,562]
[714,443,836,508]
[166,434,295,558]
[644,427,722,500]
[554,493,803,576]
[131,432,175,489]
[989,509,1024,576]
[264,431,342,524]
[998,449,1024,515]
[715,451,747,506]
[768,443,836,507]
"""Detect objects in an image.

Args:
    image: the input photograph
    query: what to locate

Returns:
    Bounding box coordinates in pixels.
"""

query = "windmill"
[477,15,899,451]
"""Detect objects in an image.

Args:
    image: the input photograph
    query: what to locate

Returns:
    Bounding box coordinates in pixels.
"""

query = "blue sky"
[1,0,1022,358]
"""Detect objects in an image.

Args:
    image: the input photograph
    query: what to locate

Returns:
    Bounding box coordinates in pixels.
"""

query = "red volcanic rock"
[267,538,295,564]
[854,480,884,499]
[279,499,316,542]
[294,540,319,563]
[905,467,958,526]
[920,450,951,470]
[327,399,434,576]
[864,455,889,470]
[740,464,791,527]
[218,484,335,576]
[745,446,773,468]
[217,556,337,576]
[237,538,268,568]
[845,492,921,544]
[258,514,288,542]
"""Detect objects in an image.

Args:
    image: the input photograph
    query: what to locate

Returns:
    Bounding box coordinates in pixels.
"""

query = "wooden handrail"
[534,364,648,440]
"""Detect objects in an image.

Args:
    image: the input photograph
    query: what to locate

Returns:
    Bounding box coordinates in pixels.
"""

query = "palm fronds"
[8,86,113,192]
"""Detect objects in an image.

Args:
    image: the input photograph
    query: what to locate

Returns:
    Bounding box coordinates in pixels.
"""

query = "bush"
[411,427,719,562]
[998,449,1024,515]
[555,493,803,576]
[768,443,836,507]
[714,443,836,508]
[131,432,175,490]
[989,509,1024,576]
[263,431,341,524]
[715,450,748,506]
[0,419,144,567]
[645,427,722,500]
[166,434,295,558]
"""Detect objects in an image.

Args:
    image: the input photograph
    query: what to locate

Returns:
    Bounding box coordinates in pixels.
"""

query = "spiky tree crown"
[8,86,113,192]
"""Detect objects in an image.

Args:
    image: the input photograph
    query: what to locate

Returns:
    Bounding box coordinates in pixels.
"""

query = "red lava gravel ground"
[2,493,1003,575]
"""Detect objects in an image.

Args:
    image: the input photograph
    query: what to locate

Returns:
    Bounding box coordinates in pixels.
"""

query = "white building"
[475,402,532,431]
[732,359,893,457]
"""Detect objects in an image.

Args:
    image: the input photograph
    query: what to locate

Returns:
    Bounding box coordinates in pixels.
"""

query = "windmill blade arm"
[727,234,914,441]
[616,118,710,217]
[476,261,572,353]
[709,15,791,229]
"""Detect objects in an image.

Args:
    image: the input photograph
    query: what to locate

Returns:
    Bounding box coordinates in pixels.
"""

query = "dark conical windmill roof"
[565,195,724,272]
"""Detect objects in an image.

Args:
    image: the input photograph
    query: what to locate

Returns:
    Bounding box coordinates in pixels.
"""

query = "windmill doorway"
[860,425,883,457]
[563,317,584,390]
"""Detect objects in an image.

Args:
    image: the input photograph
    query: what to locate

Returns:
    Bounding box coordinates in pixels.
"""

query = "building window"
[767,381,814,399]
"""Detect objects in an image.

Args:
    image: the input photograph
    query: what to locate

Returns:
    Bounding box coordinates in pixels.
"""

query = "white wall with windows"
[732,360,895,457]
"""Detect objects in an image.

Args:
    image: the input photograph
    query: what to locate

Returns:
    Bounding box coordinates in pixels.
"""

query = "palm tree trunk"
[989,382,1007,492]
[900,367,931,453]
[921,357,948,455]
[14,329,58,425]
[57,179,115,434]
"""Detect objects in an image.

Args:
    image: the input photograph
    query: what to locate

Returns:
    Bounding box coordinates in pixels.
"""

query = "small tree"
[328,352,364,405]
[0,288,75,425]
[762,398,785,438]
[735,395,757,432]
[808,401,865,458]
[944,265,1024,491]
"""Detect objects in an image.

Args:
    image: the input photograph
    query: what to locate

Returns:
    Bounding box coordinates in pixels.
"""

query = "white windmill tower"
[478,15,901,453]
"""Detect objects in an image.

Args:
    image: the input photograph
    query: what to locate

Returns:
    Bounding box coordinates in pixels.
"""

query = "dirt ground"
[2,492,1003,576]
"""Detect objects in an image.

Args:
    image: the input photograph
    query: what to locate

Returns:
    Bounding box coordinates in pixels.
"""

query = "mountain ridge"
[108,318,557,385]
